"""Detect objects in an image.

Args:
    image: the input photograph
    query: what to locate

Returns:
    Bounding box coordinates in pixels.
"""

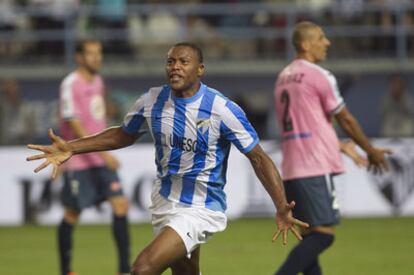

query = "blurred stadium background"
[1,0,414,274]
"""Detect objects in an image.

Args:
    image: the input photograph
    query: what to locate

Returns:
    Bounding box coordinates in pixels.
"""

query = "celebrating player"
[28,42,309,275]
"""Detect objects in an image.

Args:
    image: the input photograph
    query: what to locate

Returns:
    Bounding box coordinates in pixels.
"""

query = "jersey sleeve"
[60,78,79,120]
[220,100,259,154]
[122,93,149,135]
[316,70,345,115]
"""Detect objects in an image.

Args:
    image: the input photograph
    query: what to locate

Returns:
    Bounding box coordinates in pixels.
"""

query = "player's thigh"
[108,195,129,216]
[63,207,81,224]
[170,246,200,275]
[284,174,339,227]
[133,226,188,274]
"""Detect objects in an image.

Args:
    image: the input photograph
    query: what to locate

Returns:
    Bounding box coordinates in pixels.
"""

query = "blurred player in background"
[57,39,130,275]
[380,74,414,138]
[0,78,34,145]
[273,21,390,275]
[27,42,309,275]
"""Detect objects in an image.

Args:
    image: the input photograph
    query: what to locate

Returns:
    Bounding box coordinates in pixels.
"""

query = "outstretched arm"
[335,106,391,174]
[245,144,309,245]
[27,126,138,178]
[66,118,121,170]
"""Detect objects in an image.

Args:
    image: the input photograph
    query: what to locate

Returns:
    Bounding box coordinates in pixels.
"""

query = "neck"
[77,67,96,81]
[172,82,201,98]
[296,53,317,63]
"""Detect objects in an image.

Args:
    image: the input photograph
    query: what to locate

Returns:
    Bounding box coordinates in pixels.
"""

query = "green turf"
[0,217,413,275]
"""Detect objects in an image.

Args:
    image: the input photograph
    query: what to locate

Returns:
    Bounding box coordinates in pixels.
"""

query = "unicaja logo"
[369,141,414,215]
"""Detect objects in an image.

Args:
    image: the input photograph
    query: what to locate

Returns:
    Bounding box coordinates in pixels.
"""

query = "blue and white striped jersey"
[122,83,259,212]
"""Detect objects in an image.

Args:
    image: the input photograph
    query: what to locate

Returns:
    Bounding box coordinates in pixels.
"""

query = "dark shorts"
[62,167,124,211]
[284,174,340,226]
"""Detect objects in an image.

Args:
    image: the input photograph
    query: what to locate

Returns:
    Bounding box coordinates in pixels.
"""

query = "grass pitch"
[0,217,413,275]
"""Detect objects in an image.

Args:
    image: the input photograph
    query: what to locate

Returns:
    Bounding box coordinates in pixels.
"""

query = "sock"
[303,259,322,275]
[275,232,334,275]
[58,220,74,275]
[112,215,130,273]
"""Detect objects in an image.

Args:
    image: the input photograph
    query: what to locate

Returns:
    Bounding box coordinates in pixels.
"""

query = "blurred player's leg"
[58,208,80,275]
[109,196,130,274]
[276,175,337,275]
[303,259,322,275]
[275,230,334,275]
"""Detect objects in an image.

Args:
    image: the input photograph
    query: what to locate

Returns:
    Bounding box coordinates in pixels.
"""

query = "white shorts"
[150,188,227,253]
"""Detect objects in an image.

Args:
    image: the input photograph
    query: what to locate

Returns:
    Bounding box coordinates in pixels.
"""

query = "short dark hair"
[173,42,204,63]
[75,39,101,54]
[292,21,319,53]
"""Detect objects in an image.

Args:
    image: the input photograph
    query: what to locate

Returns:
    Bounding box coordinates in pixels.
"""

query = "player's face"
[307,27,330,62]
[165,46,205,95]
[78,42,103,74]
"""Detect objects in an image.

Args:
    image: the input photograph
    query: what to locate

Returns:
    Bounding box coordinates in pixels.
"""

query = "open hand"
[26,129,73,179]
[272,201,309,245]
[367,147,392,175]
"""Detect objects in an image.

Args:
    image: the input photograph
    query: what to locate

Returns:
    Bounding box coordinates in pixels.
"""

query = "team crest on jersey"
[196,119,210,134]
[90,95,105,120]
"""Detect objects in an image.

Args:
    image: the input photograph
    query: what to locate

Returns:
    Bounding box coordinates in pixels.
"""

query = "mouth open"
[170,74,182,82]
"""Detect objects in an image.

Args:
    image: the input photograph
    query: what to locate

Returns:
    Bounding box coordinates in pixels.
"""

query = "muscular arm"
[67,126,138,155]
[245,144,308,244]
[335,107,374,154]
[245,144,288,213]
[66,119,122,169]
[27,126,139,178]
[335,106,390,173]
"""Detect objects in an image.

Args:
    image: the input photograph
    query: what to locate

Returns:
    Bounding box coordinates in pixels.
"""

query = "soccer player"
[27,42,309,275]
[56,39,130,275]
[273,21,390,275]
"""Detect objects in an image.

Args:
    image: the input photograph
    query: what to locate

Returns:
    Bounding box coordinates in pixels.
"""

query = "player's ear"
[197,63,205,77]
[300,40,310,52]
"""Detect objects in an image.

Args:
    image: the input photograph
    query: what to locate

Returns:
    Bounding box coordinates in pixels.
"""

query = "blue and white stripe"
[123,83,258,212]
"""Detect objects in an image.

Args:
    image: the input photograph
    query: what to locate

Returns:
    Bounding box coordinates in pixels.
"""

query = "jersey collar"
[171,83,206,104]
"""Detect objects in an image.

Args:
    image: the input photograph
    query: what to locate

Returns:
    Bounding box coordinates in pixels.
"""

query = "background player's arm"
[27,126,138,178]
[67,118,120,170]
[245,144,309,244]
[339,139,368,168]
[335,106,390,173]
[67,118,89,139]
